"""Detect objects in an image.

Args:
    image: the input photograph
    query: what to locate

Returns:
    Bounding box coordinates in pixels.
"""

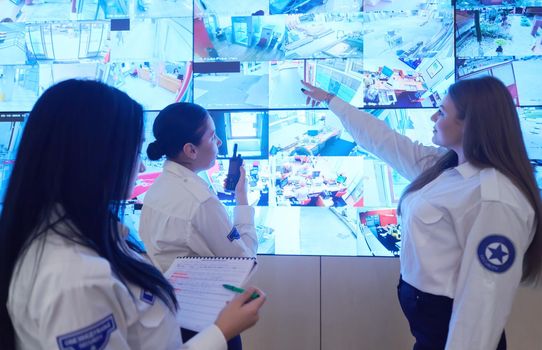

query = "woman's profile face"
[193,115,222,171]
[430,95,464,151]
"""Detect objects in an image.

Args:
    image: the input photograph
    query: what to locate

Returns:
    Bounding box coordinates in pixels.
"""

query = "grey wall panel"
[506,286,542,350]
[321,257,413,350]
[240,255,542,350]
[242,255,321,350]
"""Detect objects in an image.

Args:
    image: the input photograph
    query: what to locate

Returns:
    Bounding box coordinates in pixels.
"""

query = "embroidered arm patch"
[477,235,515,273]
[140,289,155,305]
[227,227,241,242]
[56,314,117,350]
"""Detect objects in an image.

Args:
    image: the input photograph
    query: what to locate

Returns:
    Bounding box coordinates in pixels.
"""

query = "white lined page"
[164,257,257,332]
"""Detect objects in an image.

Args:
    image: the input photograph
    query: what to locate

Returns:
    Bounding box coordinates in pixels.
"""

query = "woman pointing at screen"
[302,76,542,350]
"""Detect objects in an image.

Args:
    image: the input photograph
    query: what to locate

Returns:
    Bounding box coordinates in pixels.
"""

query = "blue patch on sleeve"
[227,227,241,242]
[140,289,155,305]
[57,314,117,350]
[477,234,515,273]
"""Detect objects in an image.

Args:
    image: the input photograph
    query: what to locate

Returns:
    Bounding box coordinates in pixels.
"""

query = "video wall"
[1,0,541,256]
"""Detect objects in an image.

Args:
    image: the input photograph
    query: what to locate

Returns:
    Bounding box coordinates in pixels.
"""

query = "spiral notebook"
[164,256,258,332]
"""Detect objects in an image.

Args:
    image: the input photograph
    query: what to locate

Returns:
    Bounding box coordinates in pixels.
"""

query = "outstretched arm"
[301,81,443,181]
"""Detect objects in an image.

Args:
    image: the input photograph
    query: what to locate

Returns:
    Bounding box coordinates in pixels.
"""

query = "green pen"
[222,284,260,300]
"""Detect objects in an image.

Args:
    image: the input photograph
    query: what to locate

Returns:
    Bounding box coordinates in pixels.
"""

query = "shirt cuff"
[233,205,255,226]
[183,324,227,350]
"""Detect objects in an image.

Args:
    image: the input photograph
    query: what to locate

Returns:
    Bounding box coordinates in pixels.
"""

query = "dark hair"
[0,80,177,348]
[399,76,542,285]
[147,102,209,161]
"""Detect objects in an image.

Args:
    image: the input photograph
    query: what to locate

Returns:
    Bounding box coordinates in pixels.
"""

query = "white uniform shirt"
[8,225,227,350]
[140,160,257,272]
[329,97,536,350]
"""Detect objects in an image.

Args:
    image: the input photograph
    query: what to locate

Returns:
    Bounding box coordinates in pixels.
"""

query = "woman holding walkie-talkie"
[139,102,257,350]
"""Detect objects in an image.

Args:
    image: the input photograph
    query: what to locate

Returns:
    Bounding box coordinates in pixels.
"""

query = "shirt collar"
[163,160,210,187]
[454,162,480,179]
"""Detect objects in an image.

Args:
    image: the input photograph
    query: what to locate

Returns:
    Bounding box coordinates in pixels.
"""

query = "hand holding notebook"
[164,256,258,332]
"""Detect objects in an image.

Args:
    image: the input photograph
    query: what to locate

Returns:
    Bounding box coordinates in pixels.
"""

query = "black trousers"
[181,327,242,350]
[397,278,506,350]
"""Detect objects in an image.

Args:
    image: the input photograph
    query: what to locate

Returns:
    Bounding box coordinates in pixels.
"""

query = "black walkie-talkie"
[225,143,243,192]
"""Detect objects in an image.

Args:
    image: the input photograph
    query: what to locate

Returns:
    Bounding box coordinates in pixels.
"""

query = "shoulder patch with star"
[477,235,515,273]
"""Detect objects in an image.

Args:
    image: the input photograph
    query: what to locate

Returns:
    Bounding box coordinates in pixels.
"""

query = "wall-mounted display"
[1,0,541,256]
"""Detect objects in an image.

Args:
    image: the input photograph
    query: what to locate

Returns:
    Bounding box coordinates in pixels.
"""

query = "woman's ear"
[182,143,197,160]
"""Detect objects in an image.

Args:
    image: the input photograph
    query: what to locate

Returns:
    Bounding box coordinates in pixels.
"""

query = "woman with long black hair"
[0,79,265,349]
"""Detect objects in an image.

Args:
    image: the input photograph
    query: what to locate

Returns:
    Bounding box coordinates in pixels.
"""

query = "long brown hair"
[399,76,542,285]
